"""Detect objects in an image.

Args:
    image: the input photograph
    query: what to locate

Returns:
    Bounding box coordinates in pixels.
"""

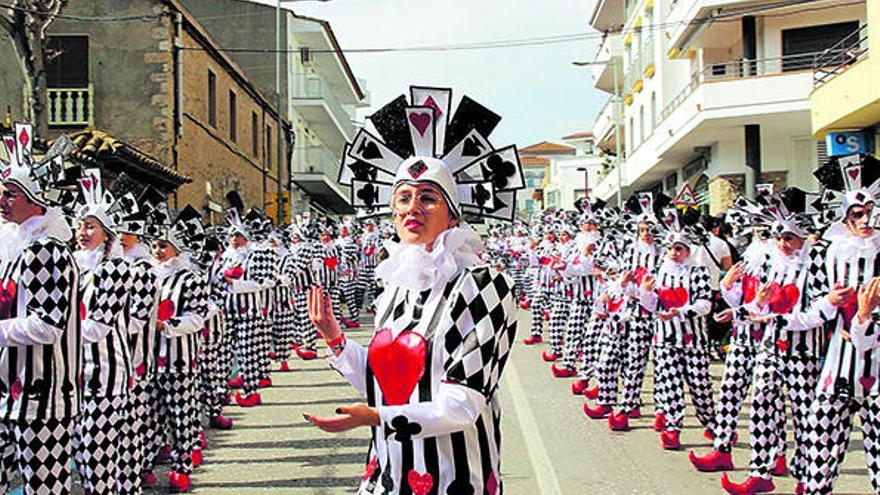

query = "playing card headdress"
[656,206,707,248]
[728,189,817,239]
[338,86,525,221]
[813,153,880,224]
[625,191,672,227]
[147,203,204,254]
[0,123,74,206]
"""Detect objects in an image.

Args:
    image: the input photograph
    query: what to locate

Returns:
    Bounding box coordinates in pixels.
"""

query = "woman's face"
[76,217,107,251]
[391,183,457,248]
[638,222,654,243]
[665,243,690,264]
[152,240,178,263]
[229,233,248,249]
[775,232,804,256]
[845,203,874,239]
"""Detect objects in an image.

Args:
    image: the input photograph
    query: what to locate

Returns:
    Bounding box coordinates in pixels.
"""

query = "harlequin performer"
[245,210,279,390]
[637,210,717,450]
[336,220,362,328]
[310,222,343,342]
[304,87,521,495]
[800,154,880,495]
[543,222,577,361]
[144,204,208,493]
[523,226,556,345]
[0,124,80,494]
[358,218,382,313]
[71,170,135,495]
[269,226,297,372]
[287,225,318,359]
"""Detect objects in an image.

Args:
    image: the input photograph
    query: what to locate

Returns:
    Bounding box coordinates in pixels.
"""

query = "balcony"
[814,24,869,88]
[640,33,656,78]
[589,0,624,31]
[624,52,642,95]
[291,145,351,214]
[291,74,356,151]
[666,0,756,53]
[593,96,625,155]
[592,33,623,93]
[25,85,94,127]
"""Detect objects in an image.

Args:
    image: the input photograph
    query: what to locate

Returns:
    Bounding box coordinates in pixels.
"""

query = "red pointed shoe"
[278,361,291,372]
[168,471,191,493]
[519,300,531,309]
[771,455,787,476]
[583,403,612,419]
[209,415,234,430]
[551,364,576,377]
[345,320,361,329]
[267,351,276,360]
[227,375,244,389]
[296,348,318,360]
[628,407,641,419]
[653,413,667,432]
[661,430,681,450]
[571,379,588,395]
[234,391,262,407]
[720,474,775,495]
[541,351,559,362]
[795,482,805,495]
[703,428,715,441]
[523,335,543,345]
[689,450,734,472]
[583,386,599,400]
[608,412,630,431]
[192,449,203,468]
[258,377,273,388]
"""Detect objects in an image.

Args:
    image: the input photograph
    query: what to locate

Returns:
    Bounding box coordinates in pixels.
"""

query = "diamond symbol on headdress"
[407,160,428,179]
[856,192,866,202]
[422,96,443,119]
[17,128,29,148]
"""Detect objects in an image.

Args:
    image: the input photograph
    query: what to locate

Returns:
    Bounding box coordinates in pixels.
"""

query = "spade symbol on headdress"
[357,184,380,207]
[358,139,383,161]
[481,155,516,190]
[349,162,378,182]
[462,137,484,157]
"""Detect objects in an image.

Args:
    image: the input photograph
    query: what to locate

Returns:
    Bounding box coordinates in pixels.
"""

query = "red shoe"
[268,351,276,359]
[608,412,630,431]
[523,335,543,345]
[168,471,192,493]
[571,379,588,395]
[703,428,715,441]
[583,403,612,419]
[519,300,531,309]
[344,320,361,329]
[583,386,599,400]
[661,430,681,450]
[279,361,291,372]
[628,407,641,419]
[228,375,244,389]
[292,343,300,351]
[296,348,318,360]
[542,310,550,320]
[795,482,805,495]
[689,450,734,472]
[234,391,262,407]
[551,364,576,378]
[199,430,207,450]
[140,471,158,487]
[541,351,559,362]
[192,449,203,468]
[209,415,234,430]
[339,317,351,327]
[720,473,775,495]
[259,377,273,388]
[771,455,787,476]
[653,413,667,432]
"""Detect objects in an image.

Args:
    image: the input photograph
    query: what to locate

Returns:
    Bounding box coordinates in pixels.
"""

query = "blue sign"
[826,131,873,157]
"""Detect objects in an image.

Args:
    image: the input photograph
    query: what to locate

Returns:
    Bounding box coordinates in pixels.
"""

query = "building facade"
[516,141,577,219]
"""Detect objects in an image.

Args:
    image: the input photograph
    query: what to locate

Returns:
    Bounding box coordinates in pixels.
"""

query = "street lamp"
[573,58,624,208]
[576,166,590,200]
[276,0,334,223]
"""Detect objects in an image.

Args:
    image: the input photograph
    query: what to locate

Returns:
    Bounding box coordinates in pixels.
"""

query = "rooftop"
[519,141,577,155]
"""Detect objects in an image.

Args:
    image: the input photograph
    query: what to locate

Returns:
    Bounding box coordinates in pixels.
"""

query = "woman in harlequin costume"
[637,211,717,450]
[305,88,522,495]
[145,205,208,493]
[543,223,577,362]
[269,226,297,372]
[358,218,382,313]
[688,201,782,475]
[336,221,362,328]
[523,227,555,345]
[799,154,880,495]
[287,227,317,359]
[0,126,80,495]
[198,234,234,430]
[71,171,135,495]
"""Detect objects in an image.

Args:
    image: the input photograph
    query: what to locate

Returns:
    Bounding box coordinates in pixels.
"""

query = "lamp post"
[576,166,590,199]
[573,58,623,208]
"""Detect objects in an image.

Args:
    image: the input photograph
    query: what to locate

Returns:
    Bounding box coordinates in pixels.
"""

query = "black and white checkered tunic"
[125,251,158,381]
[642,261,713,348]
[328,265,517,495]
[155,263,207,373]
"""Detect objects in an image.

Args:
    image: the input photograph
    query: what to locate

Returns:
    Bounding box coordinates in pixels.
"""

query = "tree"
[0,0,68,137]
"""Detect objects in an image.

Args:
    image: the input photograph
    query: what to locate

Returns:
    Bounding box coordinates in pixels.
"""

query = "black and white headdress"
[148,204,204,254]
[0,123,73,206]
[338,86,525,221]
[814,153,880,223]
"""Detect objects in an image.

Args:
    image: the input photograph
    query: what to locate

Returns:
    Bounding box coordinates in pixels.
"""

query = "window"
[208,70,217,127]
[782,21,860,71]
[665,172,677,191]
[46,36,89,87]
[251,112,259,157]
[228,91,237,142]
[628,117,634,152]
[266,124,272,168]
[651,92,657,127]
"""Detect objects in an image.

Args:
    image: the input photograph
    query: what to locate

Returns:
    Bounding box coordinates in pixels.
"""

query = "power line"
[0,3,162,22]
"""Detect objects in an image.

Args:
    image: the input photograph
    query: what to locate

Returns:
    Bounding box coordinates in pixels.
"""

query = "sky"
[286,0,608,148]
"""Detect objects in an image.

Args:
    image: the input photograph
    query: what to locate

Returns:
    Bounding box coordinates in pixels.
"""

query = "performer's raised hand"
[304,403,379,433]
[308,285,342,343]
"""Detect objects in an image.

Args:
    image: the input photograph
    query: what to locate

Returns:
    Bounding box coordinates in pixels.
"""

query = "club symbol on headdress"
[481,155,516,190]
[357,184,380,207]
[472,183,491,208]
[350,162,378,182]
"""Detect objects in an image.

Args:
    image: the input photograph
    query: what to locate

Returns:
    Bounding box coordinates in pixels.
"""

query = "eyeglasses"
[391,190,444,214]
[848,206,872,222]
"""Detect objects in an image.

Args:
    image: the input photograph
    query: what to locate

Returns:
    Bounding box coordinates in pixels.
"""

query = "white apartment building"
[544,132,606,209]
[588,0,866,213]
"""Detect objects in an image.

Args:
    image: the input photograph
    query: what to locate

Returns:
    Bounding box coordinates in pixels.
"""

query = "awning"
[291,173,354,214]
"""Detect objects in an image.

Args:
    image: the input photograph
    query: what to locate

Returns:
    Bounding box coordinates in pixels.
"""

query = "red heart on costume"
[860,376,876,390]
[658,287,688,310]
[606,298,623,313]
[486,471,499,495]
[776,339,790,352]
[364,247,375,257]
[848,167,861,180]
[633,266,648,286]
[157,357,168,369]
[10,378,22,400]
[750,329,764,342]
[823,373,833,390]
[363,456,378,481]
[135,364,145,377]
[157,299,175,322]
[768,283,800,314]
[223,266,244,279]
[79,302,87,320]
[324,257,339,270]
[0,280,16,320]
[407,470,434,495]
[742,274,759,304]
[683,333,693,345]
[368,327,427,406]
[539,257,551,266]
[838,286,858,325]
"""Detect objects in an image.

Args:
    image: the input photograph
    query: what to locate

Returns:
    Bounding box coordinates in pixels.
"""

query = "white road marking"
[504,359,565,495]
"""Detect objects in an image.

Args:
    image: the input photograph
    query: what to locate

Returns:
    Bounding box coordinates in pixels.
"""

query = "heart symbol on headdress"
[640,198,650,209]
[409,113,432,137]
[848,167,861,180]
[368,327,427,405]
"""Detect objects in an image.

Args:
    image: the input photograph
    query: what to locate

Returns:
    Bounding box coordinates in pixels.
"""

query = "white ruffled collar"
[659,258,691,279]
[768,240,811,274]
[0,207,72,264]
[74,238,123,274]
[636,239,657,256]
[825,224,880,259]
[375,223,482,292]
[123,241,153,263]
[154,253,193,281]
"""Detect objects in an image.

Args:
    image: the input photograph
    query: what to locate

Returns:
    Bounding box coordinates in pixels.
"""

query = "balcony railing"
[291,74,355,138]
[639,33,655,75]
[659,52,824,123]
[624,52,642,92]
[294,145,341,182]
[25,85,94,127]
[813,24,869,88]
